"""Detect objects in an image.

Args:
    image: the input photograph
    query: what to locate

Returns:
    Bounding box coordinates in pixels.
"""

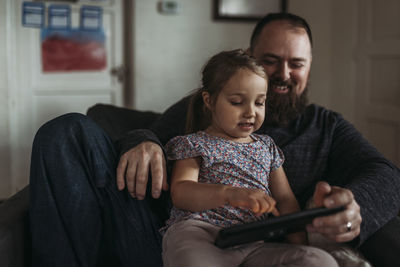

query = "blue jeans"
[29,113,166,267]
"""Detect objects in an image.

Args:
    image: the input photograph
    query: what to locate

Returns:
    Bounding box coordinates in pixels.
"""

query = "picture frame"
[214,0,287,21]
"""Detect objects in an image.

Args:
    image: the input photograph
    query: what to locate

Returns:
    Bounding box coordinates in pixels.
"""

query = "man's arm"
[313,114,400,246]
[149,96,191,146]
[115,96,191,198]
[115,96,190,155]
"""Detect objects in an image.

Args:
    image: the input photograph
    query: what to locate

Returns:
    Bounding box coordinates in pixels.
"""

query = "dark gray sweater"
[116,96,400,247]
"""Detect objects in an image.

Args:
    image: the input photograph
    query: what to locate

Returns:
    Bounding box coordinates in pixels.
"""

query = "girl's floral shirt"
[161,131,284,233]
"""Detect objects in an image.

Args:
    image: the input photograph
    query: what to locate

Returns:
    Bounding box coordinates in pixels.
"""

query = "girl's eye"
[256,102,265,106]
[230,101,242,106]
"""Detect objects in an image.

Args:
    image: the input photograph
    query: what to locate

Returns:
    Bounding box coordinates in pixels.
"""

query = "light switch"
[157,1,181,15]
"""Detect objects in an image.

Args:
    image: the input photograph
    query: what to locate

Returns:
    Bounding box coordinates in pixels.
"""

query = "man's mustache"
[268,79,295,89]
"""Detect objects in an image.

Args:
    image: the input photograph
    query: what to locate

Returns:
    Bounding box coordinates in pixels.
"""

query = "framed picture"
[34,0,78,2]
[214,0,287,21]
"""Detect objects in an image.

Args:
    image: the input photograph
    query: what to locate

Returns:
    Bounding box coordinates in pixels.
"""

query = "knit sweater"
[116,96,400,247]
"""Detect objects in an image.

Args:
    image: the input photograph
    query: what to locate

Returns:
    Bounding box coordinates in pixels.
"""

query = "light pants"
[162,219,339,267]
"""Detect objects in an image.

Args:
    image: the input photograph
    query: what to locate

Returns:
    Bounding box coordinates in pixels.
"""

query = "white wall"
[133,0,257,112]
[0,1,11,198]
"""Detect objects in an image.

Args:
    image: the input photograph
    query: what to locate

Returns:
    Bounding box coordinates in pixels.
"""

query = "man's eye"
[290,62,304,69]
[262,60,276,66]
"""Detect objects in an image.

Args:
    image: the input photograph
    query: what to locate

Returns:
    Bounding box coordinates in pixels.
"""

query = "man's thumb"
[312,181,331,207]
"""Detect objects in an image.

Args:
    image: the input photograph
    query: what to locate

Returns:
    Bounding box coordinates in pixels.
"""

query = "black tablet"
[215,206,345,248]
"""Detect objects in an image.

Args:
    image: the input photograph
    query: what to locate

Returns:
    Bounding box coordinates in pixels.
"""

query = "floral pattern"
[161,131,284,232]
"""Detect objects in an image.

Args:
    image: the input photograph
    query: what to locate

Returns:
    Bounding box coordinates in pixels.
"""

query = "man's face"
[251,20,312,125]
[251,20,312,96]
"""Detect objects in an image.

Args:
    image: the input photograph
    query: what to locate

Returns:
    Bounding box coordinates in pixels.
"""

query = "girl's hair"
[185,49,267,134]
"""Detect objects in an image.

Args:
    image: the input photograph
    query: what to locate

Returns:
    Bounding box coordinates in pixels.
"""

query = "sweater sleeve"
[115,129,162,157]
[149,96,190,146]
[327,114,400,247]
[115,96,190,157]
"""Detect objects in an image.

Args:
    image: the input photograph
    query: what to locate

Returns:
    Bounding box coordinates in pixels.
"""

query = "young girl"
[161,49,338,267]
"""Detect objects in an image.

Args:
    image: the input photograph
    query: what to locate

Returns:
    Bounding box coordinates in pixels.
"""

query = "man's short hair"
[250,13,313,52]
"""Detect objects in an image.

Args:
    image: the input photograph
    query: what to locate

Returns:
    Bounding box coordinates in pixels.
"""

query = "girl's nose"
[244,104,256,117]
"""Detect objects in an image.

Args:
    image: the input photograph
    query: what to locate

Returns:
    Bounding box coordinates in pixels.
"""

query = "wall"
[132,0,334,113]
[133,0,257,112]
[331,0,358,123]
[0,1,11,198]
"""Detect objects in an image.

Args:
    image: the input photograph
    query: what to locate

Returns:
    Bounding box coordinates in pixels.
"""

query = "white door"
[8,0,124,194]
[354,0,400,167]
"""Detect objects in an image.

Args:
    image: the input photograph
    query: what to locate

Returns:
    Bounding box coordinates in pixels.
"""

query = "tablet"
[215,206,345,248]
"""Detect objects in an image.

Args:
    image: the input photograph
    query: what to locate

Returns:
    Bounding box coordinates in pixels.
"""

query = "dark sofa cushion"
[87,103,161,142]
[0,186,30,267]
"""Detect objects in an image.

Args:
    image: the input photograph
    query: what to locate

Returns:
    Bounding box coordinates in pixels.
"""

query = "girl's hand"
[224,187,279,216]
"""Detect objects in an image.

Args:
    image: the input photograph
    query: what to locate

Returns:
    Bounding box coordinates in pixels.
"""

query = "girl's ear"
[202,91,212,110]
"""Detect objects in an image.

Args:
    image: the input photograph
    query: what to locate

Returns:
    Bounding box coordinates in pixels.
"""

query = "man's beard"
[264,81,309,127]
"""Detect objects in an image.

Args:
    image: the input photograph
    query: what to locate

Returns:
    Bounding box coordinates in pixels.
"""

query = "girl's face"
[203,68,268,143]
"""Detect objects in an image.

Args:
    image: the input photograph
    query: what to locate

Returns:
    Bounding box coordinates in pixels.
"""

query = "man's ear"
[202,91,212,110]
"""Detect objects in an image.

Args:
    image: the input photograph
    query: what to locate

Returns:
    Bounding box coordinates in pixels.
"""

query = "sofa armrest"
[0,186,30,267]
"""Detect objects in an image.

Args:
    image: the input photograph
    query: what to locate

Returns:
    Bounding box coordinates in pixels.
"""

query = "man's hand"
[116,141,168,200]
[307,181,362,243]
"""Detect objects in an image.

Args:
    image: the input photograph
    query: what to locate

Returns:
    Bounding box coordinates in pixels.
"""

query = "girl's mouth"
[238,123,254,130]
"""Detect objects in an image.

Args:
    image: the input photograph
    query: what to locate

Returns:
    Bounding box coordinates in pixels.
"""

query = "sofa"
[0,103,399,267]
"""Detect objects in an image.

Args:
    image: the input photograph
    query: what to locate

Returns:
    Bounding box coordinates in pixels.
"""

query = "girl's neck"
[203,126,254,143]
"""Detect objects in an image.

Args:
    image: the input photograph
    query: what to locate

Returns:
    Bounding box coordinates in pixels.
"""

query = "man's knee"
[34,113,99,147]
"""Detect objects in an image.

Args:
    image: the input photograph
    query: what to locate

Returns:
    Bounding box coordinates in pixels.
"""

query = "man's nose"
[275,62,291,81]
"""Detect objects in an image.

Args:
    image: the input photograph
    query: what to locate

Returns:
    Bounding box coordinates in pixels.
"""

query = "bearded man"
[30,13,400,267]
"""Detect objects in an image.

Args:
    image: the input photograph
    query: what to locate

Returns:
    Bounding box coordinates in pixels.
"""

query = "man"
[30,13,400,266]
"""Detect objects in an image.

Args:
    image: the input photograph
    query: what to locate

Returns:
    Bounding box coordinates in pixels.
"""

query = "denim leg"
[29,113,163,267]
